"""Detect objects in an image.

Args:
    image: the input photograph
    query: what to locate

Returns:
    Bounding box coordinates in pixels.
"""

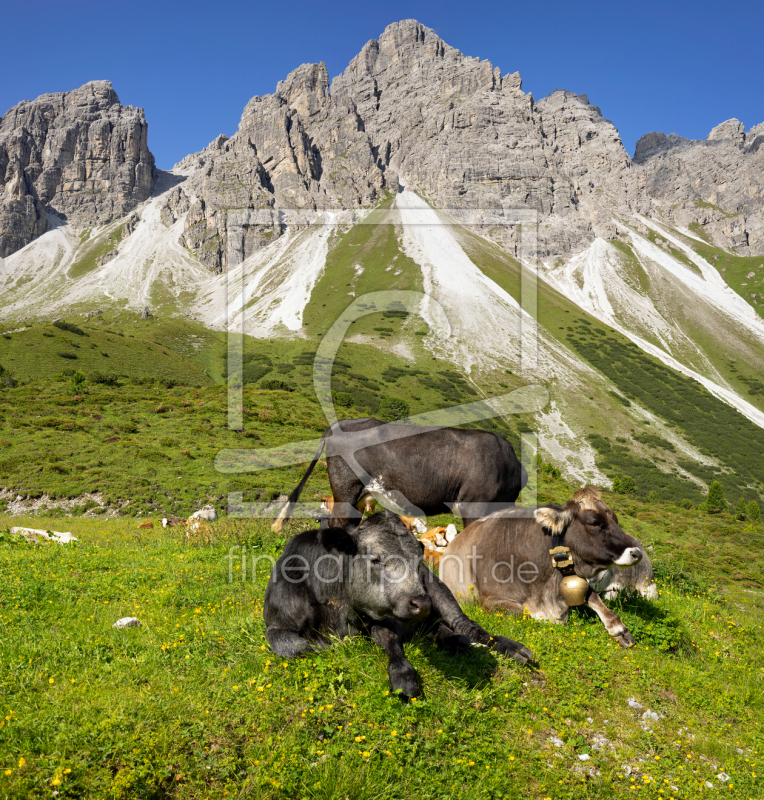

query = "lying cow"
[440,488,642,647]
[589,545,658,600]
[190,504,217,522]
[273,417,526,532]
[264,511,533,699]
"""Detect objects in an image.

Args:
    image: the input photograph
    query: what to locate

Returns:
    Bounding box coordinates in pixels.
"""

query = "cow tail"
[271,433,328,533]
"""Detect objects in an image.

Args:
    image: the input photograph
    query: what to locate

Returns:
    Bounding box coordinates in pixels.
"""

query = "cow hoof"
[389,665,421,700]
[616,630,636,648]
[489,636,534,664]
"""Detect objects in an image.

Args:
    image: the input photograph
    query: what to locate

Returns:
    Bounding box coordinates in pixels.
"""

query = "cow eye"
[368,556,382,565]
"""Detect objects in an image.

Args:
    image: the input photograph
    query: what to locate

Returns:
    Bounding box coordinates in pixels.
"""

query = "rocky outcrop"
[0,80,155,257]
[632,119,764,254]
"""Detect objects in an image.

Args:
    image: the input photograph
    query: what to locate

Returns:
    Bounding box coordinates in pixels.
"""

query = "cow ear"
[320,528,358,555]
[534,506,574,535]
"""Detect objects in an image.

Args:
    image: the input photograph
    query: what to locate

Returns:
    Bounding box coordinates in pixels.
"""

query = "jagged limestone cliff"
[0,80,154,257]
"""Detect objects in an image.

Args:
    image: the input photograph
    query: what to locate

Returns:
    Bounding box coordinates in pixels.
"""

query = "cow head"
[341,511,431,624]
[534,487,643,580]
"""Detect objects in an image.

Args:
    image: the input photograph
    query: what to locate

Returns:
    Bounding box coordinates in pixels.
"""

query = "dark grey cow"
[272,417,526,532]
[440,487,643,647]
[264,511,533,699]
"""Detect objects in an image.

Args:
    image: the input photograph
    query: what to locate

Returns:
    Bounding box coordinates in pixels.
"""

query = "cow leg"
[432,622,471,654]
[370,623,421,700]
[423,570,533,664]
[266,626,327,658]
[585,591,635,648]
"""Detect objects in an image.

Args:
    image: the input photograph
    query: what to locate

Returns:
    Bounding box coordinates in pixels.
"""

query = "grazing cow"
[589,545,658,600]
[440,488,643,647]
[264,511,533,699]
[137,521,153,529]
[272,418,526,532]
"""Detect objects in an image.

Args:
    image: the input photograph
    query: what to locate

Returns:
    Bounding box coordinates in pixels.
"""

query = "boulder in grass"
[10,527,78,544]
[113,617,141,629]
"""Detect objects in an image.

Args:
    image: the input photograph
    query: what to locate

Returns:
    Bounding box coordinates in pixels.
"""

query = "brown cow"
[440,488,642,647]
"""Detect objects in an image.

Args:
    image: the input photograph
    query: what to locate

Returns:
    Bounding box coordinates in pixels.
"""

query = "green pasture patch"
[301,199,424,342]
[68,222,126,280]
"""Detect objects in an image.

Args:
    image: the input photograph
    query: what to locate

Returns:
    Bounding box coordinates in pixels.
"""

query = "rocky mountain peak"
[707,118,745,144]
[276,62,330,118]
[0,79,155,257]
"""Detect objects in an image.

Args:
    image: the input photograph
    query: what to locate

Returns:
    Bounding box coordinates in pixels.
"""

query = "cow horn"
[534,507,574,535]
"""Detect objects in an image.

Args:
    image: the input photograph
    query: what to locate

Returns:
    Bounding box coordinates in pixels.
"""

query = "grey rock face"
[0,80,155,257]
[631,120,764,254]
[3,21,763,266]
[171,20,636,269]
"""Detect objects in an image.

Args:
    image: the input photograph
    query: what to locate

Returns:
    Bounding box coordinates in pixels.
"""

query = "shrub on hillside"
[333,392,353,408]
[612,475,637,495]
[52,320,86,336]
[260,379,294,392]
[747,500,761,522]
[379,397,410,422]
[242,364,271,384]
[0,364,17,388]
[90,371,118,386]
[735,497,748,521]
[538,460,561,479]
[57,352,78,360]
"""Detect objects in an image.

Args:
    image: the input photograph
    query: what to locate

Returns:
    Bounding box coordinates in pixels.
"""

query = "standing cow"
[264,511,533,699]
[440,488,643,647]
[272,418,526,532]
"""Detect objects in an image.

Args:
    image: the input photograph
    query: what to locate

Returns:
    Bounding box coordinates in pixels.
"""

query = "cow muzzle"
[614,547,643,568]
[395,594,432,623]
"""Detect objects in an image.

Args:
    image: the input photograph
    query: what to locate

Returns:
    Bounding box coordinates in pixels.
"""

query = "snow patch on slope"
[535,402,609,485]
[396,189,525,370]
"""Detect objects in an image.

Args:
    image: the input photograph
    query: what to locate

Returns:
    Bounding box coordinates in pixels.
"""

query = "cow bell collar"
[549,545,589,607]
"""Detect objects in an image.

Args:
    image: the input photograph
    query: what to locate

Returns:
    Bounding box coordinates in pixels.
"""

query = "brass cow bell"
[559,574,590,607]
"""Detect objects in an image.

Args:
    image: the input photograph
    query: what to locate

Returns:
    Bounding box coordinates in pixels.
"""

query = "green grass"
[0,314,219,387]
[0,337,521,518]
[0,474,762,798]
[610,240,652,294]
[301,199,425,341]
[565,320,764,505]
[68,223,126,280]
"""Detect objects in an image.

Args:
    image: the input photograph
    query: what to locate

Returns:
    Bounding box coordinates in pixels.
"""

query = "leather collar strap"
[549,537,575,576]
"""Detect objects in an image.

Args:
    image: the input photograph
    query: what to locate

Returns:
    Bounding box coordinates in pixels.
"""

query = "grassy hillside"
[454,229,764,507]
[0,473,762,798]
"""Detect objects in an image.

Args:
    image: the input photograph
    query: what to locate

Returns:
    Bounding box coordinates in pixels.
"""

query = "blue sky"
[2,0,761,169]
